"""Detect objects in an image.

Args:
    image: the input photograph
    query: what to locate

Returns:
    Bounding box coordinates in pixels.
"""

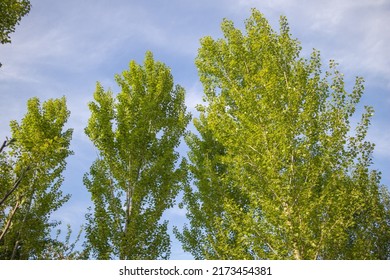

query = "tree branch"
[0,166,30,208]
[0,200,21,242]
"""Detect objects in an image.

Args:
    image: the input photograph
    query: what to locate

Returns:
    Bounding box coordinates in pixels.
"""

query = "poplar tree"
[84,51,190,259]
[177,9,390,260]
[0,97,73,259]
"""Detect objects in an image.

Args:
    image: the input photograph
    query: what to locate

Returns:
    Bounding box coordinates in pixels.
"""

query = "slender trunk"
[11,186,36,259]
[293,246,301,260]
[283,201,302,260]
[11,240,20,260]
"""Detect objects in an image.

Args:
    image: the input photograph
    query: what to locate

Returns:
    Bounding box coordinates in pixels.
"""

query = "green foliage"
[1,7,388,261]
[84,51,191,259]
[177,8,390,260]
[39,225,87,260]
[0,0,31,44]
[0,97,73,259]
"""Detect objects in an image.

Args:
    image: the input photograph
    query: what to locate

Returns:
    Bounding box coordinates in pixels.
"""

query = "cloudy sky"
[1,0,389,259]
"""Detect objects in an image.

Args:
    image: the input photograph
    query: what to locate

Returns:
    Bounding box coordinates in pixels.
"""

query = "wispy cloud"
[234,0,390,86]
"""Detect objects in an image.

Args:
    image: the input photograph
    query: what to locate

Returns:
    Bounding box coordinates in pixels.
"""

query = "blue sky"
[1,0,389,259]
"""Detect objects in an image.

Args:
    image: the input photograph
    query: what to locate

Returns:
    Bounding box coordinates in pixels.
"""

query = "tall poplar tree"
[0,97,73,259]
[177,9,390,260]
[84,51,190,259]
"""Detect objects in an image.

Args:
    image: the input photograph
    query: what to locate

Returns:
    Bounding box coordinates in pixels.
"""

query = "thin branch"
[0,166,30,208]
[0,138,15,153]
[0,140,7,153]
[253,227,279,258]
[0,200,21,242]
[11,240,19,260]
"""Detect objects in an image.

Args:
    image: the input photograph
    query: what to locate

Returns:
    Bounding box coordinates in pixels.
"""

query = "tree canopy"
[0,0,31,44]
[84,51,190,259]
[0,97,73,259]
[176,8,390,260]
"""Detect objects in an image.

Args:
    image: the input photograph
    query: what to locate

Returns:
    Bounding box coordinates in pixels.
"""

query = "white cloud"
[184,82,205,115]
[230,0,390,88]
[369,125,390,159]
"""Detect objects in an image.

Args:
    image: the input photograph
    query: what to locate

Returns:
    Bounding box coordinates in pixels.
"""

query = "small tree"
[0,97,73,259]
[84,51,190,259]
[177,8,390,260]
